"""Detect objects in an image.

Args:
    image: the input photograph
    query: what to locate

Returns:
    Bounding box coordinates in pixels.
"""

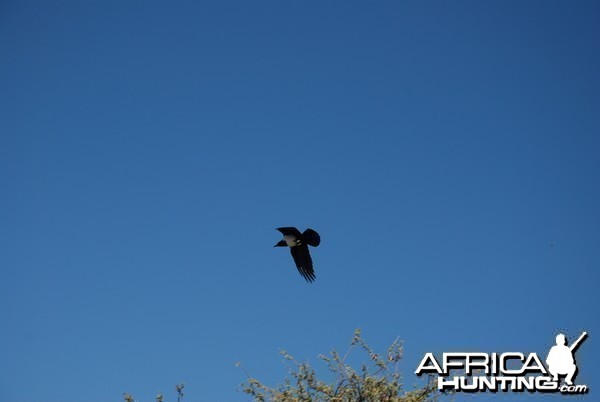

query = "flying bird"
[274,227,321,282]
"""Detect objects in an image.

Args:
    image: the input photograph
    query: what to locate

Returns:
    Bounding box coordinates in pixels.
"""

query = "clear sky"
[1,1,599,401]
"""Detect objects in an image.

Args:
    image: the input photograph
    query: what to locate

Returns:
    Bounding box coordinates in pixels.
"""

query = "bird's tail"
[303,228,321,247]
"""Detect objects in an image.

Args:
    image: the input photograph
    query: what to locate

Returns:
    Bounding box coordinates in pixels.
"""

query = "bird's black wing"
[302,228,320,247]
[276,227,302,237]
[290,244,316,283]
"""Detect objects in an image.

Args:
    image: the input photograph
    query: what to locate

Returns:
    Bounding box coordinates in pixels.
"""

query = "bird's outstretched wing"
[290,244,316,283]
[302,228,320,247]
[276,227,302,237]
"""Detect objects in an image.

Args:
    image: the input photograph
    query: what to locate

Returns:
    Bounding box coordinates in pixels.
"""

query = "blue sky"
[1,1,599,401]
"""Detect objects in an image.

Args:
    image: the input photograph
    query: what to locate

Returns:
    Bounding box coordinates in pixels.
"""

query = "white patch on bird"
[283,235,297,247]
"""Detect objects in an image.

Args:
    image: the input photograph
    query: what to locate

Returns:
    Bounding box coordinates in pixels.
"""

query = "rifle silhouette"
[569,331,587,352]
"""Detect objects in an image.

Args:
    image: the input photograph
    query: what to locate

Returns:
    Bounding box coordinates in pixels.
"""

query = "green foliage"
[239,329,438,402]
[176,384,185,402]
[123,384,184,402]
[123,331,436,402]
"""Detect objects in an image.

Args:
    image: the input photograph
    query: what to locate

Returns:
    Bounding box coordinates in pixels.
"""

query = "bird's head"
[274,240,287,247]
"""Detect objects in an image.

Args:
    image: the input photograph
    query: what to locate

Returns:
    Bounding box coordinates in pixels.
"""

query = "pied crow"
[274,227,321,282]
